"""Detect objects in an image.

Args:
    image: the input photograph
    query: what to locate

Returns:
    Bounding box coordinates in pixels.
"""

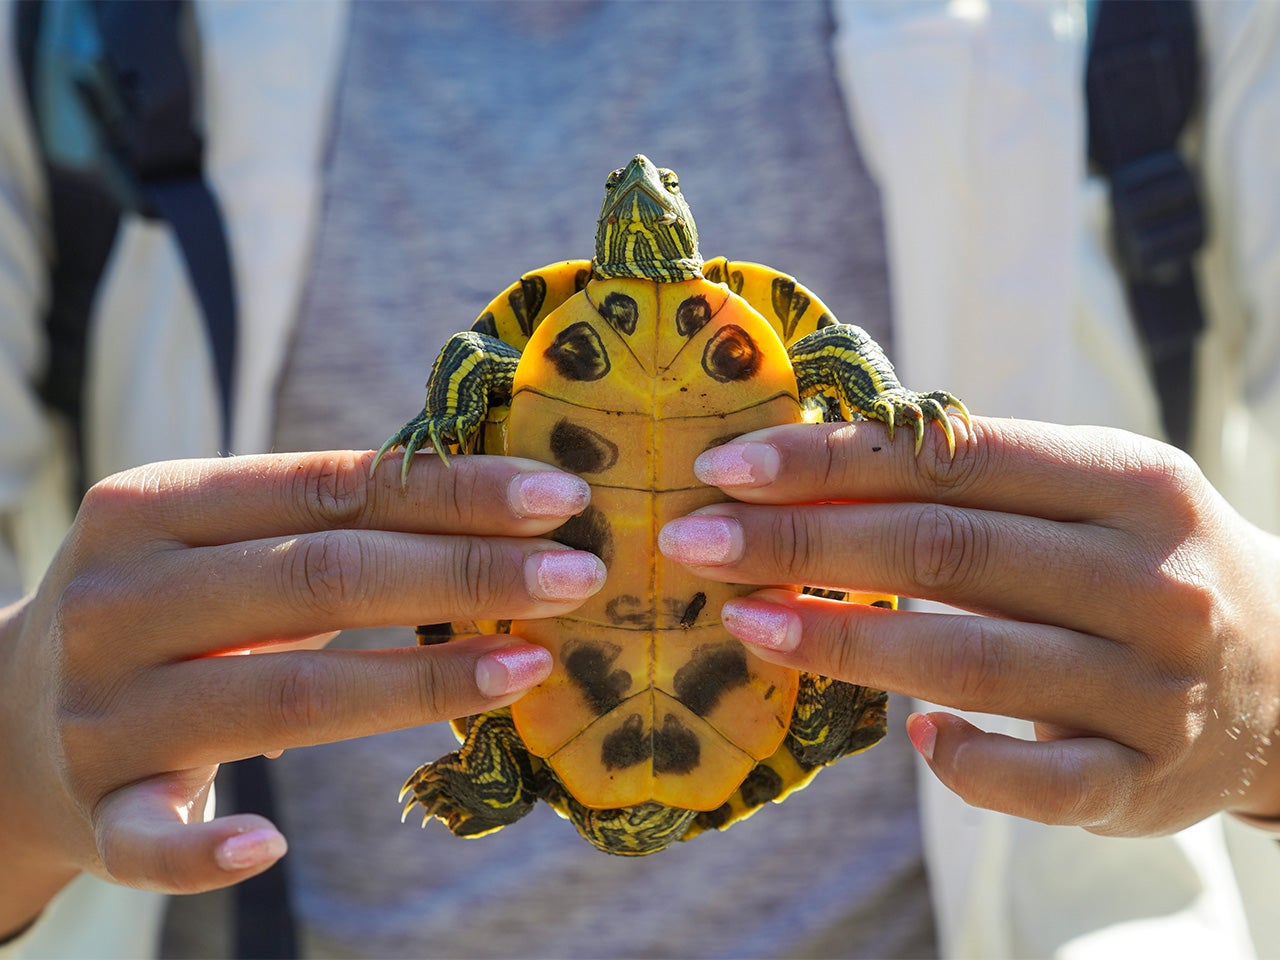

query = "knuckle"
[826,612,871,684]
[265,656,342,741]
[295,453,370,529]
[53,571,135,678]
[1117,438,1205,533]
[1044,750,1109,826]
[1142,667,1210,765]
[412,650,456,722]
[912,421,986,497]
[906,504,987,593]
[941,619,1010,708]
[287,530,372,616]
[72,471,150,547]
[446,538,505,613]
[766,509,810,580]
[428,457,485,527]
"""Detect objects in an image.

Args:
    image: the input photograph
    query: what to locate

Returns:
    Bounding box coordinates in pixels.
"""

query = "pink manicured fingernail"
[658,516,743,566]
[509,472,591,518]
[722,598,801,652]
[475,644,553,697]
[215,828,287,871]
[907,712,937,761]
[694,442,780,487]
[526,551,607,601]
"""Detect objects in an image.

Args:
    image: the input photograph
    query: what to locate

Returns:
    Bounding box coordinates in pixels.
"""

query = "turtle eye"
[605,169,624,191]
[660,170,680,193]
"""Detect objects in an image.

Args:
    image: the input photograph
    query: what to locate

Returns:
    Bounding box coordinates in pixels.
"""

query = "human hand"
[0,450,603,936]
[657,418,1280,836]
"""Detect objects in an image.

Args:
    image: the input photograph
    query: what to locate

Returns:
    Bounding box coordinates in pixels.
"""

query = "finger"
[659,501,1137,636]
[66,531,606,662]
[80,450,590,549]
[92,636,554,776]
[720,591,1133,732]
[692,417,1184,525]
[905,712,1145,832]
[93,770,287,893]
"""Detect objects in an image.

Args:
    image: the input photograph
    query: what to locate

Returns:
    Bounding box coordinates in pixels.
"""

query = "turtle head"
[593,155,703,282]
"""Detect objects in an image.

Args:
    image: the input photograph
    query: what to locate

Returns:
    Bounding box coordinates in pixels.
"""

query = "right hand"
[0,449,602,935]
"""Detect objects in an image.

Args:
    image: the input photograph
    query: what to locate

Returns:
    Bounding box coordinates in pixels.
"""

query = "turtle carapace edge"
[374,155,970,856]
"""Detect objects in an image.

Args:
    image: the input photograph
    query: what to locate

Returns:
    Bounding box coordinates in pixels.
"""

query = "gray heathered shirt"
[166,3,935,958]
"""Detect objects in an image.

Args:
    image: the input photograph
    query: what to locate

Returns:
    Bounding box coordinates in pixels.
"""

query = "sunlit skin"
[659,417,1280,836]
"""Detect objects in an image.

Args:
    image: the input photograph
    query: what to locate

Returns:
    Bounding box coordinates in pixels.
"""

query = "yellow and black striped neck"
[593,154,702,283]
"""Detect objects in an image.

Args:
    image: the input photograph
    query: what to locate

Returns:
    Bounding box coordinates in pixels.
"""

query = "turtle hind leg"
[536,770,697,856]
[789,672,888,766]
[401,711,539,838]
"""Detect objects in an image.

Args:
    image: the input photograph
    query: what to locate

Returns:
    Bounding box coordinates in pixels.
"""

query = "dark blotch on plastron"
[549,419,619,474]
[673,643,749,716]
[675,295,711,338]
[601,713,651,770]
[545,321,610,381]
[563,640,632,716]
[738,763,784,807]
[606,595,654,628]
[551,504,613,566]
[702,325,760,382]
[653,714,701,774]
[696,804,731,831]
[599,292,639,336]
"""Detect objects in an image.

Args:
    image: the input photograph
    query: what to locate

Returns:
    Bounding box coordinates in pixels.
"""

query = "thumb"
[93,768,286,893]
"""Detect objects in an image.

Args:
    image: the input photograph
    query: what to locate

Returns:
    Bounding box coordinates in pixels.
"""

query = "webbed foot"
[400,712,539,838]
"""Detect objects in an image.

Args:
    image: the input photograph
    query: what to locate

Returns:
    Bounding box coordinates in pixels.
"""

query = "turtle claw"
[370,415,466,487]
[868,389,969,458]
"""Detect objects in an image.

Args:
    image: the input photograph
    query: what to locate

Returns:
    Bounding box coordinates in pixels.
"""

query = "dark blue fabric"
[1086,0,1204,450]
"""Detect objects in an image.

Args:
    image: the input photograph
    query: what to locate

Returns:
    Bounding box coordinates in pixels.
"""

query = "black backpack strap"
[90,0,238,449]
[16,0,121,497]
[1086,0,1205,451]
[18,0,238,487]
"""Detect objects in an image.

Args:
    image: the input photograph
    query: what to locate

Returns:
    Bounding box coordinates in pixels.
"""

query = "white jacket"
[2,1,1278,956]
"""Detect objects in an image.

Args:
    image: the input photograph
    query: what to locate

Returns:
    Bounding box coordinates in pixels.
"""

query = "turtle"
[374,155,969,856]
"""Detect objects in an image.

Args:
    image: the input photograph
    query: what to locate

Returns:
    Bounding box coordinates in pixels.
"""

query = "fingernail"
[526,550,607,601]
[475,644,553,697]
[657,515,742,566]
[216,828,287,871]
[694,442,779,487]
[907,712,937,762]
[509,471,591,518]
[722,598,800,652]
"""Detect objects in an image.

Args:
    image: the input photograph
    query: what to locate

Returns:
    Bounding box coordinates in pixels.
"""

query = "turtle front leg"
[401,710,541,838]
[373,331,522,482]
[789,323,970,455]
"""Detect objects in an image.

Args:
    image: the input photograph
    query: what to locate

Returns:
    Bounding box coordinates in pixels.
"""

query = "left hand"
[657,416,1280,836]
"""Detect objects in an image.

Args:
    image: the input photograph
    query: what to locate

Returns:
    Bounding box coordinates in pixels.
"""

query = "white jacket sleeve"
[0,2,57,605]
[1199,1,1280,445]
